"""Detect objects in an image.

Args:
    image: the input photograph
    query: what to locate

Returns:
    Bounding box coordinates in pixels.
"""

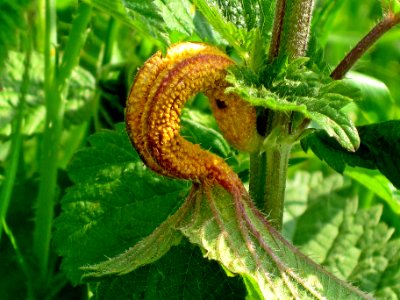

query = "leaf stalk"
[331,12,400,80]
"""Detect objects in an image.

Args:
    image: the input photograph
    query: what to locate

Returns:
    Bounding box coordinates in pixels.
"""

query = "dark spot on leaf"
[256,109,269,136]
[216,99,227,109]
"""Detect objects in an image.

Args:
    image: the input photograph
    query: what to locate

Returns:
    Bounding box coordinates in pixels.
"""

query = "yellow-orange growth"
[125,42,260,194]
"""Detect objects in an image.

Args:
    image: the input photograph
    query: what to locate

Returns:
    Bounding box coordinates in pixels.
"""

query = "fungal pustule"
[126,42,261,194]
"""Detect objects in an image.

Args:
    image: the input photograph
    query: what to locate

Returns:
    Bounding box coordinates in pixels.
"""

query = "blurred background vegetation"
[0,0,399,299]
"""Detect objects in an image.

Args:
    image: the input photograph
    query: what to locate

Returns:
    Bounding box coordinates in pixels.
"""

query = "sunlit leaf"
[0,52,95,137]
[289,172,400,298]
[345,72,395,125]
[345,167,400,214]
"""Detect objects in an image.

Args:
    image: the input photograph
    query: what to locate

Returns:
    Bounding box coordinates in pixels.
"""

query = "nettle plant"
[53,0,400,299]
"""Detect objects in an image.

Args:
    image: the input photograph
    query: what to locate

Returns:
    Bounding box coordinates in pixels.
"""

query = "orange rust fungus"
[125,42,260,194]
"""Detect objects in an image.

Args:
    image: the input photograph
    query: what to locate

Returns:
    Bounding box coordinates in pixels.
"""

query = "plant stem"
[331,12,400,80]
[249,152,267,210]
[33,0,58,280]
[268,0,286,60]
[0,19,32,240]
[281,0,315,58]
[58,3,92,89]
[35,0,46,52]
[93,16,118,131]
[33,1,92,280]
[263,143,291,231]
[250,0,315,231]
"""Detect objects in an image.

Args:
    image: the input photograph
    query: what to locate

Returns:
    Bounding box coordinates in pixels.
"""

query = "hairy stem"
[252,0,315,231]
[249,152,267,210]
[331,12,400,80]
[281,0,315,58]
[263,143,291,231]
[268,0,286,60]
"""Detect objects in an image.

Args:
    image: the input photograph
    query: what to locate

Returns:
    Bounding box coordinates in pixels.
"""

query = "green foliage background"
[0,0,399,299]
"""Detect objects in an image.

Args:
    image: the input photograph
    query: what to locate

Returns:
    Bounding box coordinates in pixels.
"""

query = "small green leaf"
[81,193,186,278]
[191,0,274,67]
[192,0,250,54]
[153,0,195,36]
[226,63,360,151]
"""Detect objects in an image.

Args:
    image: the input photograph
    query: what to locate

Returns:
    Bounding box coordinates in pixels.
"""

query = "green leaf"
[0,51,95,136]
[176,184,369,299]
[92,240,246,299]
[181,115,231,158]
[153,0,196,37]
[191,0,274,64]
[226,62,360,151]
[54,122,242,296]
[192,0,249,54]
[83,0,220,48]
[82,171,369,299]
[289,172,400,298]
[82,0,169,47]
[54,124,189,284]
[58,122,371,299]
[301,120,400,189]
[346,72,395,125]
[345,167,400,214]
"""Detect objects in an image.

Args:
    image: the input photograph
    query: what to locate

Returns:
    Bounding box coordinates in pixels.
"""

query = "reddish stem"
[331,12,400,80]
[269,0,287,60]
